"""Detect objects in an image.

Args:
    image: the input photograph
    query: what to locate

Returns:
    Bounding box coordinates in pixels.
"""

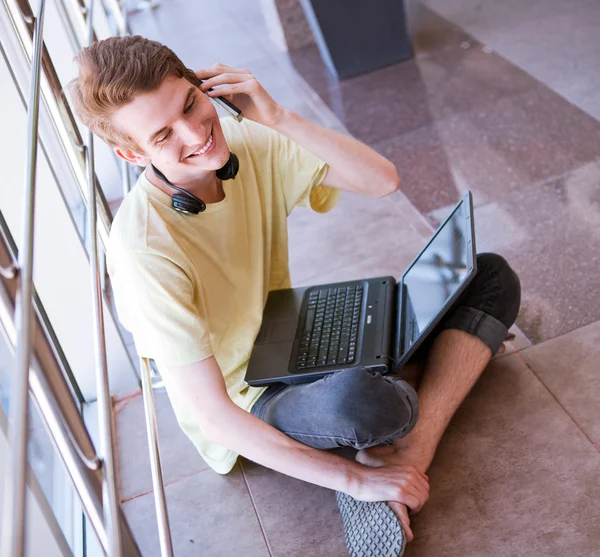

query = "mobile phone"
[197,78,243,122]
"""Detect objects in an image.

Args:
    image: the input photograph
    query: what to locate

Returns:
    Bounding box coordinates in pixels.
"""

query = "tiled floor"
[287,3,600,343]
[420,0,600,122]
[114,0,600,555]
[116,325,600,556]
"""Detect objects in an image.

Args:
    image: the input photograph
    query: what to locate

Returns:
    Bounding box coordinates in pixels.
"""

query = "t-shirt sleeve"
[110,249,213,368]
[227,117,341,216]
[276,132,341,216]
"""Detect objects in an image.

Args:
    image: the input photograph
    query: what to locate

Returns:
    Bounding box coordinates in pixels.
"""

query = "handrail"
[104,0,127,36]
[84,0,124,553]
[0,221,142,556]
[140,358,174,557]
[121,157,131,198]
[0,281,108,546]
[54,0,134,204]
[0,214,95,465]
[0,210,87,406]
[4,0,114,250]
[109,0,175,546]
[2,0,172,552]
[0,265,18,279]
[0,0,46,555]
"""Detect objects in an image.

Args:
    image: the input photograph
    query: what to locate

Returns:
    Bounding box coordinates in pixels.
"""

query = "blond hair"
[68,35,198,150]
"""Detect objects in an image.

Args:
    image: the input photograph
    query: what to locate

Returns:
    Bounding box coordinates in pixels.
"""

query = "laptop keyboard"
[295,285,364,370]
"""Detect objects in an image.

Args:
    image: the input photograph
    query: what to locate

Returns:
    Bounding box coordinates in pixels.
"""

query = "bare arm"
[270,109,399,198]
[167,357,429,513]
[196,64,400,198]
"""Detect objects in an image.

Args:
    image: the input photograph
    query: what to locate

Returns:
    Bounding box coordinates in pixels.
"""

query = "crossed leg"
[356,253,522,538]
[357,328,492,473]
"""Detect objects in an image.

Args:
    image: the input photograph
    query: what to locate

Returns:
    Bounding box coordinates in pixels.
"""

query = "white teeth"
[190,133,213,157]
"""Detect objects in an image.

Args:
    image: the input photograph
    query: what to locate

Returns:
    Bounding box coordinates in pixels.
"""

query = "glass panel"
[0,44,139,400]
[32,0,124,209]
[0,324,79,553]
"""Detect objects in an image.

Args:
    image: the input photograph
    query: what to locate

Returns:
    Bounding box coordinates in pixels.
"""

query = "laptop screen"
[402,199,472,339]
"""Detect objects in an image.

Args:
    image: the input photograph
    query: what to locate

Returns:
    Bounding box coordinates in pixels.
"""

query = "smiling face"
[112,76,231,185]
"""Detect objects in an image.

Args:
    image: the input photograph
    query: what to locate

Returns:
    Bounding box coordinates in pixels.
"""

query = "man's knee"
[475,253,521,329]
[329,368,418,447]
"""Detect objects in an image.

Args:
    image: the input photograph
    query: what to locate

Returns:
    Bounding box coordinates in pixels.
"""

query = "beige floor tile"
[405,354,600,557]
[240,459,349,556]
[123,464,269,557]
[116,390,209,501]
[288,191,430,286]
[520,320,600,447]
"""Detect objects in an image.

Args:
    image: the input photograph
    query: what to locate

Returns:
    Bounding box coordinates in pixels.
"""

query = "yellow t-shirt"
[107,117,341,474]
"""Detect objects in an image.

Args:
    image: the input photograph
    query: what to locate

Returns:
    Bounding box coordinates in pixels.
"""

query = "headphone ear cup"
[172,193,206,214]
[216,152,239,181]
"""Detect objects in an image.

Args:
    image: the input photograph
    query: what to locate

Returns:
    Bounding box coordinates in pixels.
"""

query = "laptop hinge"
[392,282,403,366]
[378,279,397,364]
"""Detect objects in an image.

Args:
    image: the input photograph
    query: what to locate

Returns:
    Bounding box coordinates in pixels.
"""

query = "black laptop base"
[246,276,396,386]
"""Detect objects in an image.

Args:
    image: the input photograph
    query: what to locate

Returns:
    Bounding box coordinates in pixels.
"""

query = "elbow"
[196,407,232,444]
[199,419,219,442]
[201,419,231,446]
[198,408,231,443]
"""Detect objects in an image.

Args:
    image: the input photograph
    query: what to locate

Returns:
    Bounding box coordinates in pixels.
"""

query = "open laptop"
[246,192,476,386]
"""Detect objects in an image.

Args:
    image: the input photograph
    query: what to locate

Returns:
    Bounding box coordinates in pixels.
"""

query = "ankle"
[392,434,436,473]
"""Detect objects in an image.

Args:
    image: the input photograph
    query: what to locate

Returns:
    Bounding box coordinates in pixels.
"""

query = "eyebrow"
[147,86,196,145]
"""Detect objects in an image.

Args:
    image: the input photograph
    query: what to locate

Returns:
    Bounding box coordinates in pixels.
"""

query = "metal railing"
[0,217,141,556]
[0,0,151,555]
[83,0,124,551]
[1,1,47,554]
[0,0,176,552]
[92,0,174,552]
[140,358,174,557]
[3,0,113,250]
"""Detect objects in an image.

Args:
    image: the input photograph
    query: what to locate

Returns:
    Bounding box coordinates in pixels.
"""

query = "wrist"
[268,105,295,131]
[340,460,366,498]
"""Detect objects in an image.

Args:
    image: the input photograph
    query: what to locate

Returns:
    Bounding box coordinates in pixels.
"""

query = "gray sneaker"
[336,492,407,557]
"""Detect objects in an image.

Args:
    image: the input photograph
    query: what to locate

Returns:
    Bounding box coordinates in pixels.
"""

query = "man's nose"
[177,119,208,146]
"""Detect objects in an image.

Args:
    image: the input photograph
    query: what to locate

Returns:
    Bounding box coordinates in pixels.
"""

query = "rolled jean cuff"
[441,306,509,355]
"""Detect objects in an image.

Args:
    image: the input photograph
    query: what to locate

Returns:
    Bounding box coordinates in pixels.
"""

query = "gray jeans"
[250,253,521,451]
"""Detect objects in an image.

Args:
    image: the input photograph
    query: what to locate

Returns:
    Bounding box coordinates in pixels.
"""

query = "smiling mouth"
[186,131,214,159]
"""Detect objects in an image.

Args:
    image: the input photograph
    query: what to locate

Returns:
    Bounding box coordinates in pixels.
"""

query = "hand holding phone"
[197,77,243,122]
[195,64,284,128]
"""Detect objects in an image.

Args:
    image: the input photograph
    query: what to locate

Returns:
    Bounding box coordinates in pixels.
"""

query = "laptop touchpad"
[257,318,297,344]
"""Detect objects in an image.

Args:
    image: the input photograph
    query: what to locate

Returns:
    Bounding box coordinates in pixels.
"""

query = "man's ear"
[114,146,151,167]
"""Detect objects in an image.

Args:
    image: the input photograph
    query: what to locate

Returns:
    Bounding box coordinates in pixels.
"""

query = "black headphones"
[150,152,239,215]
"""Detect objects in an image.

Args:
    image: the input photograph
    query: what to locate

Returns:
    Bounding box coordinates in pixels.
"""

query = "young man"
[69,36,520,544]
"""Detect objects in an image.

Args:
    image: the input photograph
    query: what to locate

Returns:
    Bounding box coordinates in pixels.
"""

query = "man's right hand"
[350,463,430,541]
[167,357,430,540]
[352,463,430,510]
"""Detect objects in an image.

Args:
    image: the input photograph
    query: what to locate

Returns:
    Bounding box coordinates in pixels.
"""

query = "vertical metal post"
[140,358,174,557]
[84,1,123,555]
[27,370,109,551]
[120,158,130,199]
[1,1,46,556]
[103,0,127,35]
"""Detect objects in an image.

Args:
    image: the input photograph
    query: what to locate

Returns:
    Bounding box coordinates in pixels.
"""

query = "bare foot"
[358,439,431,472]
